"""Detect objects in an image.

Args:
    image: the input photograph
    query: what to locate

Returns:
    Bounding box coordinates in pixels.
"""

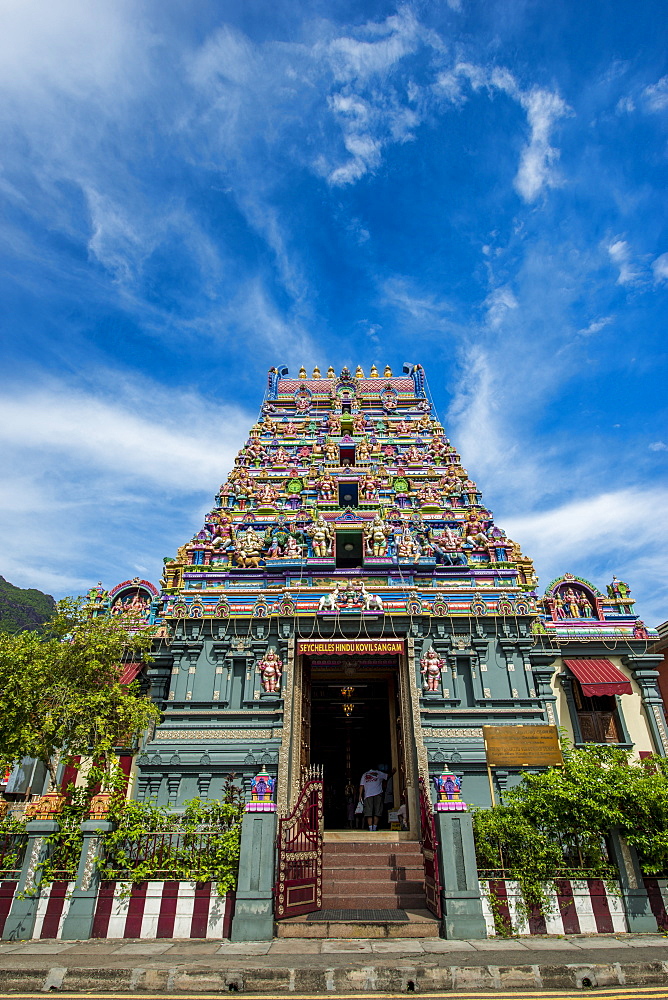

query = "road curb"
[0,960,667,993]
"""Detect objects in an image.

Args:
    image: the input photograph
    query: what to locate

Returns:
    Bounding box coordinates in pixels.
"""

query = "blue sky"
[0,0,667,625]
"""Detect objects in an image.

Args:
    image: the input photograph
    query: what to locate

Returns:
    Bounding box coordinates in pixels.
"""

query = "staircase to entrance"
[275,839,439,939]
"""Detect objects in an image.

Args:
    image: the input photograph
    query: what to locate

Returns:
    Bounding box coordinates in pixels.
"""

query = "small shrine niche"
[551,580,600,621]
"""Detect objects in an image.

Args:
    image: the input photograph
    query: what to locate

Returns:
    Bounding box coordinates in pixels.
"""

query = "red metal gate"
[275,766,323,919]
[419,776,442,918]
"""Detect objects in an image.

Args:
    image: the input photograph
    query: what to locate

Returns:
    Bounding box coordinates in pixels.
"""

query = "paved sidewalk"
[0,934,667,993]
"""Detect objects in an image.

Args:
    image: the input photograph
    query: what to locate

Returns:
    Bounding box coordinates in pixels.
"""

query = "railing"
[418,776,442,918]
[101,829,238,882]
[0,833,28,880]
[476,833,616,882]
[275,765,323,919]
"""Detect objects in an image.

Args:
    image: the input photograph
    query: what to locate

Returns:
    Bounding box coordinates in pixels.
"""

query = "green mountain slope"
[0,576,55,633]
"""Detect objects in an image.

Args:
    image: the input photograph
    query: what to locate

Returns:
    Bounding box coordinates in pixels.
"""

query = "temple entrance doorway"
[299,645,405,831]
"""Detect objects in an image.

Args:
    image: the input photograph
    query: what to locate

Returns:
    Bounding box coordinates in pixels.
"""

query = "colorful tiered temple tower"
[133,363,665,827]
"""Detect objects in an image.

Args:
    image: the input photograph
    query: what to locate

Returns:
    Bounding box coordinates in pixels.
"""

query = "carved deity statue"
[324,439,338,462]
[308,515,333,557]
[464,516,488,548]
[364,512,390,557]
[421,646,445,692]
[397,525,418,558]
[353,412,367,434]
[234,527,264,568]
[257,647,282,693]
[356,437,371,462]
[360,474,381,503]
[316,472,336,502]
[256,482,278,505]
[404,444,421,464]
[327,412,342,435]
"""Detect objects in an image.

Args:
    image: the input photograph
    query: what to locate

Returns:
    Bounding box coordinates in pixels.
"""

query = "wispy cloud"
[608,238,641,285]
[652,252,668,284]
[503,488,668,623]
[642,75,668,112]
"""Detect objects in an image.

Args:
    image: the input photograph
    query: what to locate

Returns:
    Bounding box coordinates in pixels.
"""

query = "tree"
[0,597,160,792]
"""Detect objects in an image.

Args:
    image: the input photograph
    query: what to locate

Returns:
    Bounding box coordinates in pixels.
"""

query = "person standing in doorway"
[359,764,396,831]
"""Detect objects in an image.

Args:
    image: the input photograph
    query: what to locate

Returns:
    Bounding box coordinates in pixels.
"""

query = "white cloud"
[615,95,635,114]
[649,441,668,452]
[0,375,256,598]
[643,75,668,112]
[513,88,570,202]
[503,488,668,624]
[608,238,641,286]
[325,9,420,84]
[484,286,518,329]
[652,252,668,284]
[0,383,251,491]
[577,315,613,336]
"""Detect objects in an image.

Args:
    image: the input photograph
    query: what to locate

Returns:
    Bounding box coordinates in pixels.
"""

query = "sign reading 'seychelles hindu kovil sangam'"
[297,639,405,655]
[483,725,563,767]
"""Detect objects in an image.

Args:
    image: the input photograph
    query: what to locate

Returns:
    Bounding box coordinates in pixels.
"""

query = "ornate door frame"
[276,635,428,832]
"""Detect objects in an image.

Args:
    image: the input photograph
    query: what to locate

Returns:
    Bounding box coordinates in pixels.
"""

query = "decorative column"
[60,817,113,940]
[433,779,487,939]
[529,651,560,726]
[2,819,59,941]
[230,772,277,942]
[623,654,668,757]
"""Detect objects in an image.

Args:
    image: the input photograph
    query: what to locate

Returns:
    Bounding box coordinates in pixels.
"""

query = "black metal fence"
[0,832,27,880]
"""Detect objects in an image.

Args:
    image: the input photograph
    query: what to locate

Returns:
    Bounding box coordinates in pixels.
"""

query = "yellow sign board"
[482,725,563,767]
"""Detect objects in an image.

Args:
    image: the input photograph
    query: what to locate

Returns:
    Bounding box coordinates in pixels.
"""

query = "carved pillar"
[529,651,560,727]
[623,654,668,757]
[607,828,658,932]
[230,811,277,941]
[166,774,181,806]
[436,812,487,939]
[197,773,213,801]
[60,819,113,940]
[2,820,59,941]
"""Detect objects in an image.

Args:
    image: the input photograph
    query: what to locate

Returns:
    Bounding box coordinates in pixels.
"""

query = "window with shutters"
[573,680,622,743]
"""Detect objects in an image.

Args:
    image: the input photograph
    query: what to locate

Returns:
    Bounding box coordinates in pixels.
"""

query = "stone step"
[320,893,427,910]
[322,872,424,896]
[322,862,424,875]
[324,842,421,855]
[275,909,440,939]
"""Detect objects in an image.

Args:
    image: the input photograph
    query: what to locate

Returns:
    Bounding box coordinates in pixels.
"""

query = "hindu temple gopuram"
[5,361,667,945]
[128,362,665,822]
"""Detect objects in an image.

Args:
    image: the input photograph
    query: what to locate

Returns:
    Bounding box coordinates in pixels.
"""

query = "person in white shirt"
[359,764,396,831]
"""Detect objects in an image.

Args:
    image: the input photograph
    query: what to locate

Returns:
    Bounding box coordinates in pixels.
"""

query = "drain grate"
[306,908,409,922]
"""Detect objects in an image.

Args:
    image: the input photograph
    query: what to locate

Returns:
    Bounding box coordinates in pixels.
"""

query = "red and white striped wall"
[645,877,668,931]
[0,881,17,938]
[480,878,627,935]
[29,881,234,939]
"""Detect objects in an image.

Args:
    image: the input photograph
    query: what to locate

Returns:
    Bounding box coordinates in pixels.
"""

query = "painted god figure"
[356,437,371,462]
[353,412,367,434]
[257,647,283,692]
[316,472,336,502]
[364,513,389,556]
[250,771,276,802]
[421,646,444,692]
[360,474,381,503]
[308,515,333,557]
[434,772,462,803]
[397,525,418,558]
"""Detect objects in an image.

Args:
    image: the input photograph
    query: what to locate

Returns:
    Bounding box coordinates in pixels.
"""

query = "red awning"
[119,662,143,685]
[564,659,632,697]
